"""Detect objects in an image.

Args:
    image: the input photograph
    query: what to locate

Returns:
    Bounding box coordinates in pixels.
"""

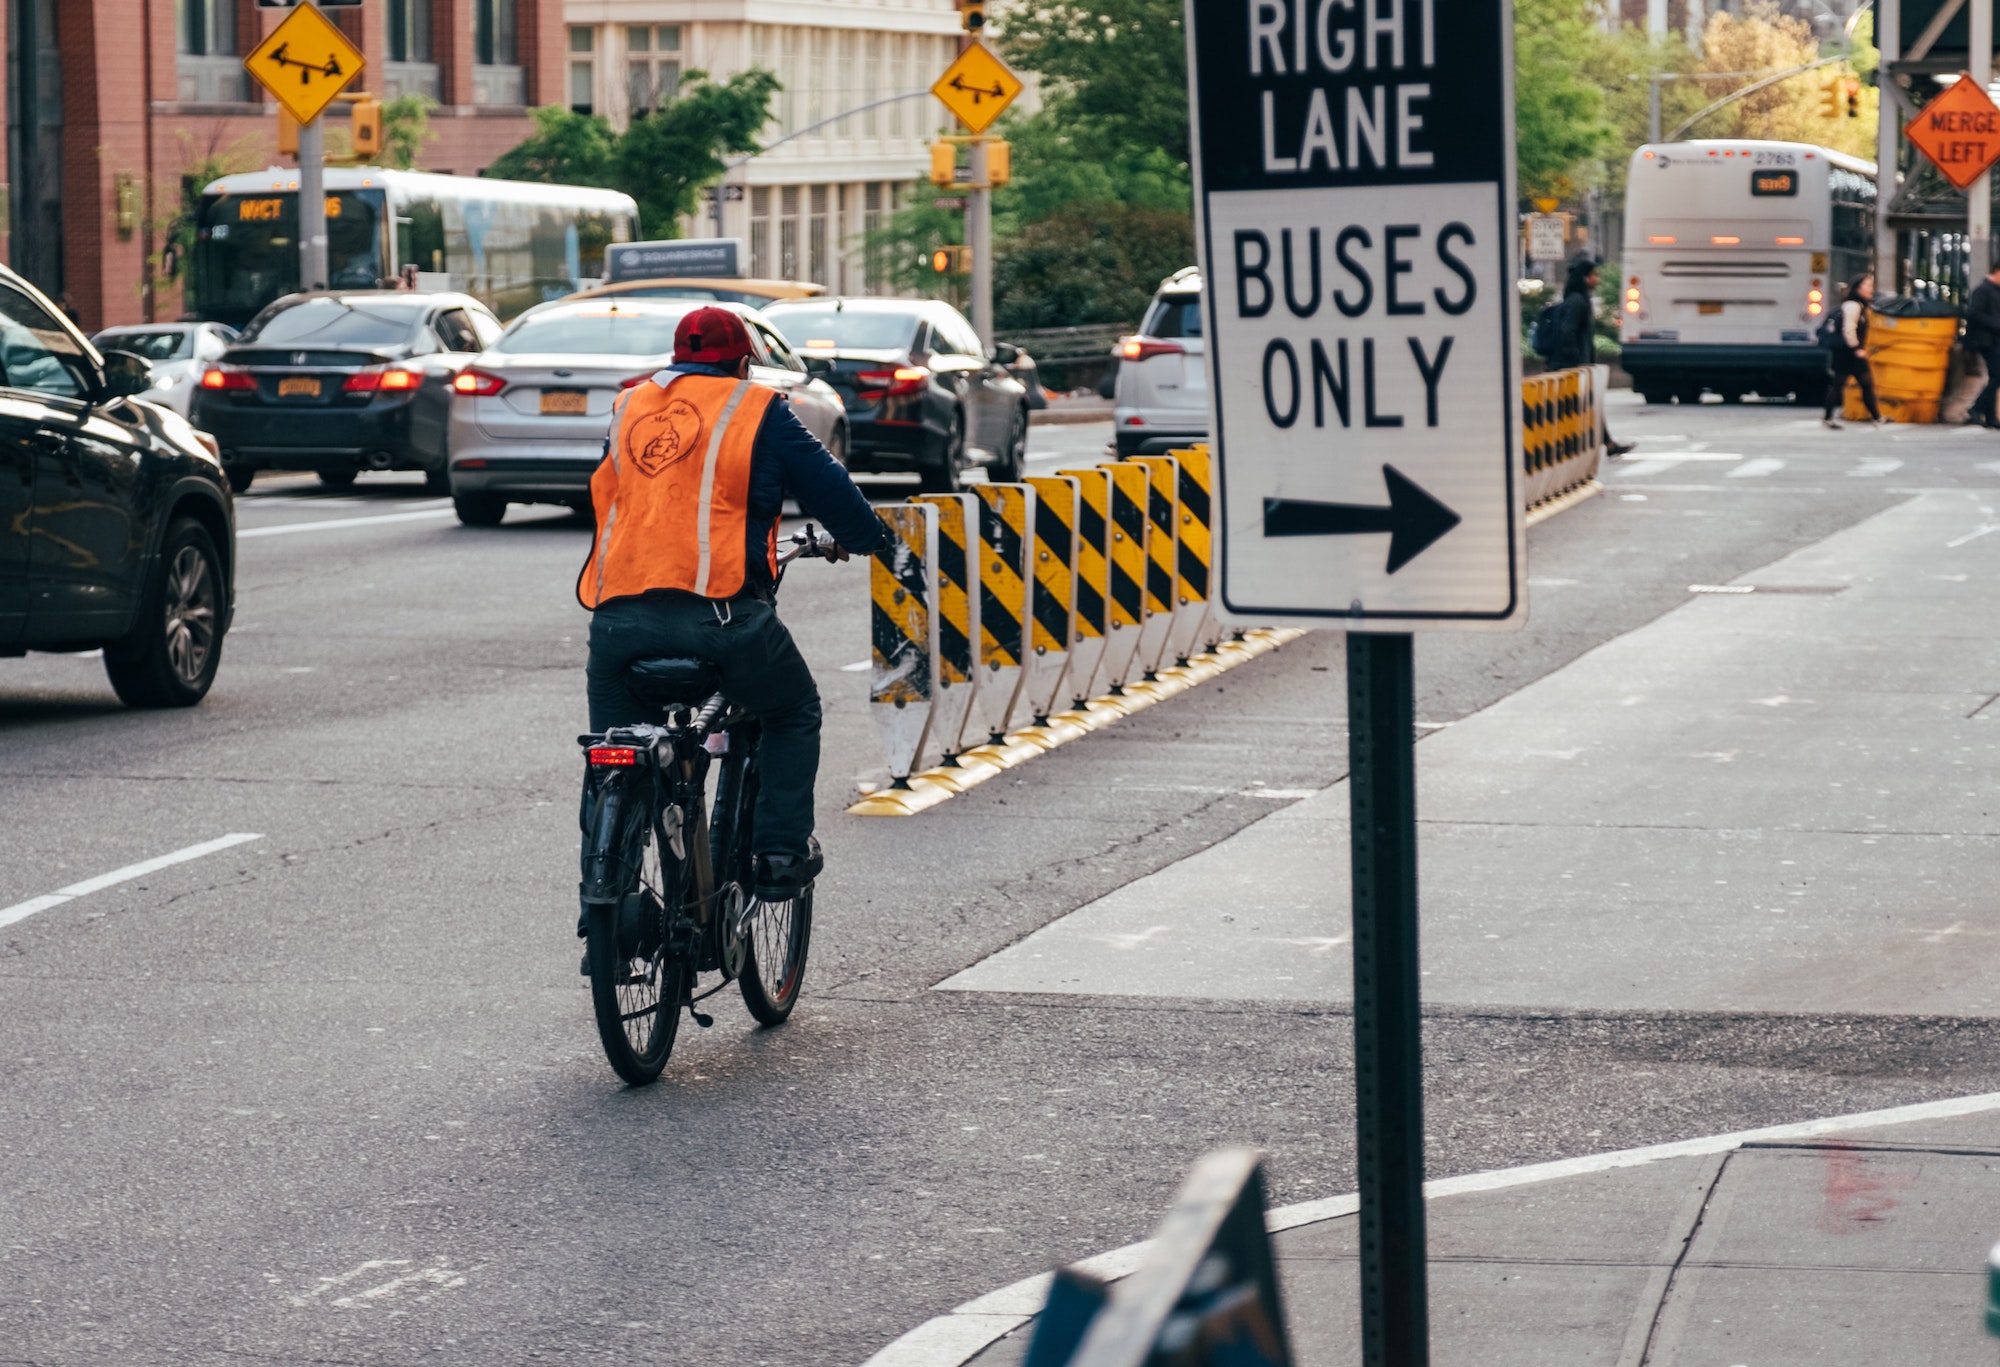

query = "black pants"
[1824,349,1880,421]
[586,594,821,862]
[1971,341,2000,423]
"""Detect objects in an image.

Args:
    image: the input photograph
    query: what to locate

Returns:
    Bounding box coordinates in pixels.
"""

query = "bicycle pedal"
[689,1010,715,1028]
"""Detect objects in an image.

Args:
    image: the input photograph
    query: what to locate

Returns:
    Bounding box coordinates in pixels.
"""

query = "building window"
[178,0,237,56]
[750,187,771,279]
[569,27,594,114]
[864,182,883,295]
[626,26,682,118]
[473,0,524,105]
[780,186,799,281]
[863,33,882,138]
[387,0,432,62]
[177,0,249,101]
[809,185,828,286]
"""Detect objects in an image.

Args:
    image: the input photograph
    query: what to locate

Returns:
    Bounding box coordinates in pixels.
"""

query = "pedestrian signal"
[1844,76,1862,118]
[958,0,987,31]
[930,141,957,187]
[351,98,383,158]
[931,245,972,275]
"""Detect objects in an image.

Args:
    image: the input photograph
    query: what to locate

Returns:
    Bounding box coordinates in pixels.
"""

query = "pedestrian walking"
[1822,272,1885,429]
[1961,262,2000,428]
[1549,256,1634,456]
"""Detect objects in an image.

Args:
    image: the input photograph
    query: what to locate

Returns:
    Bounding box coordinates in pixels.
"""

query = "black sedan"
[0,264,237,706]
[762,298,1030,492]
[192,291,502,493]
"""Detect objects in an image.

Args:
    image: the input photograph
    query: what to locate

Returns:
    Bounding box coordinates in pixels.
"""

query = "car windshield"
[241,300,424,346]
[494,309,687,355]
[766,307,918,351]
[94,329,191,361]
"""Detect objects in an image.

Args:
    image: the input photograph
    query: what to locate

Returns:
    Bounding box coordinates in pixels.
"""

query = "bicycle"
[575,527,840,1085]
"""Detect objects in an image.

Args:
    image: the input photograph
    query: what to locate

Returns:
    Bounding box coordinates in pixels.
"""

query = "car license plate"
[540,389,588,416]
[1698,302,1724,316]
[278,376,321,398]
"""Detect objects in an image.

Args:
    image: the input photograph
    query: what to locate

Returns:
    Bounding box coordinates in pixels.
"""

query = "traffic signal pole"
[1973,0,1993,277]
[299,114,329,291]
[969,138,993,350]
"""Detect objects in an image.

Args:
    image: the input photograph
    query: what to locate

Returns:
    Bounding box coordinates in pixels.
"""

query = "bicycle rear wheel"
[739,884,812,1025]
[586,816,689,1084]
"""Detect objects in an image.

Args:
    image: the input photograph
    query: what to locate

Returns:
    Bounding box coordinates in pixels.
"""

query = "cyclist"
[577,305,885,902]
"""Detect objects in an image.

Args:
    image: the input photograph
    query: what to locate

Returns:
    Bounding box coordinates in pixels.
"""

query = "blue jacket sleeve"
[755,398,888,554]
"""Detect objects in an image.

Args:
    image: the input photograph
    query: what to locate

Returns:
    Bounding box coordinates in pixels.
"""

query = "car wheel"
[104,517,226,708]
[827,423,849,469]
[318,469,357,489]
[916,410,966,493]
[454,493,507,526]
[993,406,1027,482]
[225,463,255,494]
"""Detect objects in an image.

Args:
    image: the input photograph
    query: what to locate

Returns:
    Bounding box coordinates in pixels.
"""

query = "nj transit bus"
[1618,140,1876,404]
[192,168,639,327]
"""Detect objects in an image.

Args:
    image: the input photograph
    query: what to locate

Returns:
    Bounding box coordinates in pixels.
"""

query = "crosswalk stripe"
[1728,458,1786,479]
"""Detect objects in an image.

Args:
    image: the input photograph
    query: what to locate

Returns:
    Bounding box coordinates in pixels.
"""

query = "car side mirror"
[992,341,1019,365]
[804,355,833,377]
[99,349,154,401]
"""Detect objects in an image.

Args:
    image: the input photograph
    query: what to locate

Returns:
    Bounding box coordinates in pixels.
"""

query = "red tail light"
[200,368,254,391]
[452,368,507,396]
[856,366,930,397]
[588,746,639,767]
[619,372,658,389]
[1119,337,1185,362]
[344,367,423,393]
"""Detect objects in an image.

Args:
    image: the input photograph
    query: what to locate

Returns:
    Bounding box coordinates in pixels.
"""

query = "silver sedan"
[444,298,848,526]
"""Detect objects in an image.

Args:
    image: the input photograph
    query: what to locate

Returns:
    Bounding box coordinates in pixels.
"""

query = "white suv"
[1113,266,1207,457]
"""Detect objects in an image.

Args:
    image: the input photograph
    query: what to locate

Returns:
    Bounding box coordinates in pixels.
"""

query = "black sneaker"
[754,836,824,901]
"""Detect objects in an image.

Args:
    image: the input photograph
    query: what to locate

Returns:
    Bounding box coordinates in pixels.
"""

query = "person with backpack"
[1821,272,1885,429]
[1540,256,1634,455]
[1961,261,2000,428]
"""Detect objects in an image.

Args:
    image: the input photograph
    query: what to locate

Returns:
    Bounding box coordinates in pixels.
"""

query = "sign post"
[1183,0,1525,1357]
[931,40,1022,348]
[244,2,364,293]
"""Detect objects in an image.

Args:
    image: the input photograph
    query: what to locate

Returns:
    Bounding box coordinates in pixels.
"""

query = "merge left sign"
[1187,0,1525,630]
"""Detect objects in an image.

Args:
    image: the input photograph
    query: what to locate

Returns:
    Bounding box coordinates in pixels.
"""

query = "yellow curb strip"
[1525,477,1603,527]
[848,628,1305,816]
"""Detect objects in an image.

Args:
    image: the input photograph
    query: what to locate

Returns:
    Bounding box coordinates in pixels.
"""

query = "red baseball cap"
[673,306,754,365]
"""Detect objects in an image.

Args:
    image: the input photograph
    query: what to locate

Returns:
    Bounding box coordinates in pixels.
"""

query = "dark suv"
[0,266,237,706]
[192,290,501,492]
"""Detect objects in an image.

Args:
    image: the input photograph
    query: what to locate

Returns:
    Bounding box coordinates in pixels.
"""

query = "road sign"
[1904,75,2000,190]
[931,41,1023,134]
[1526,213,1567,265]
[258,0,361,6]
[244,2,364,128]
[1187,0,1523,631]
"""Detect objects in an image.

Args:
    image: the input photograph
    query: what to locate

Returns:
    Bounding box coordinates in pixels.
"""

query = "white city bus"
[1619,140,1876,404]
[192,168,639,328]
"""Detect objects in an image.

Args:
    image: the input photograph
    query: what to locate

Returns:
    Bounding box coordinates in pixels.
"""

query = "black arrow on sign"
[1262,465,1462,574]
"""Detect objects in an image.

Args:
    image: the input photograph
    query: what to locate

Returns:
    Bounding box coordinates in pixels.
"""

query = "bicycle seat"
[628,656,721,706]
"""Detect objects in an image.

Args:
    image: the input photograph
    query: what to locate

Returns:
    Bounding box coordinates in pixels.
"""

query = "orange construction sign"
[1904,74,2000,191]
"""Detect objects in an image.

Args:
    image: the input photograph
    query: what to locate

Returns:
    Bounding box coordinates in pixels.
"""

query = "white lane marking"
[1946,523,2000,549]
[1615,453,1742,480]
[1613,460,1682,479]
[238,508,457,539]
[1979,460,2000,475]
[1848,456,1903,478]
[0,833,263,930]
[289,1258,470,1310]
[861,1087,2000,1367]
[839,659,872,672]
[1728,457,1785,479]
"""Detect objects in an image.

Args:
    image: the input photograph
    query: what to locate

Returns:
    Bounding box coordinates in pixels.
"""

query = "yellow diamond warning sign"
[932,41,1023,135]
[1905,74,2000,191]
[244,2,365,128]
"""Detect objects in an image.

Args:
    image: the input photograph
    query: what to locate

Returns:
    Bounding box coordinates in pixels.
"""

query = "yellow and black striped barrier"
[1060,466,1114,706]
[1171,444,1221,659]
[911,492,980,759]
[866,503,937,785]
[971,482,1034,745]
[1022,474,1080,727]
[1125,454,1181,679]
[1101,461,1151,694]
[1522,364,1604,515]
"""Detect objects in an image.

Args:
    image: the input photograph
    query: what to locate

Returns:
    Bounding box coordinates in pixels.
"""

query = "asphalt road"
[5,401,2000,1365]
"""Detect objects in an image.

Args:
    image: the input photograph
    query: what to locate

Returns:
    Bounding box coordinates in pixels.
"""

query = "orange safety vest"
[576,372,778,609]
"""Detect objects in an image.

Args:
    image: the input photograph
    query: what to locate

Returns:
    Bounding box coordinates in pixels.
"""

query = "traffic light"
[931,245,972,275]
[1820,74,1843,119]
[351,98,383,159]
[930,141,957,186]
[958,0,986,32]
[985,139,1011,187]
[1844,76,1862,118]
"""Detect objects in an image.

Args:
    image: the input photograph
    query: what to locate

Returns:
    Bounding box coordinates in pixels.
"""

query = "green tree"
[1514,0,1617,200]
[613,69,781,232]
[486,105,618,186]
[998,0,1189,164]
[381,94,440,170]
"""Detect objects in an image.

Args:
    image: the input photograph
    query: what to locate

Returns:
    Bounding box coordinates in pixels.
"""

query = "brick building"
[2,0,565,333]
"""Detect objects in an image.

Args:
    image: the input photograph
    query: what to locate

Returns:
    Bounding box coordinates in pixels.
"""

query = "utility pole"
[1973,0,1992,279]
[299,114,329,291]
[1876,0,1901,286]
[969,138,993,350]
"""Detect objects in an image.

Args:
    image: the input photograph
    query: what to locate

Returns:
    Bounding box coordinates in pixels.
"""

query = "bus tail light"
[1624,278,1642,315]
[1806,280,1825,317]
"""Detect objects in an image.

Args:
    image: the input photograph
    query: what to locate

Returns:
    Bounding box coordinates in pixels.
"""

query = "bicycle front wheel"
[739,884,813,1025]
[586,820,688,1085]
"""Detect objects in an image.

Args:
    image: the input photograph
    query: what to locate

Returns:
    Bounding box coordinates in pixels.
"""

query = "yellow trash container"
[1845,308,1958,423]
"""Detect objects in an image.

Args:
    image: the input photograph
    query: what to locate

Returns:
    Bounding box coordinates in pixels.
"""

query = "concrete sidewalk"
[949,1096,2000,1366]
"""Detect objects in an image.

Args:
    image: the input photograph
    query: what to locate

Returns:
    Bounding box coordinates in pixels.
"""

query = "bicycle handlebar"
[776,523,846,567]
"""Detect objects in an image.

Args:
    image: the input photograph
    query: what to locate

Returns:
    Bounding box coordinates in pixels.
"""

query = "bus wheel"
[1675,386,1703,406]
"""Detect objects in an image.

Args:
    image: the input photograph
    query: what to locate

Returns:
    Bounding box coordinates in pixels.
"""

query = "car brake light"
[1120,337,1186,362]
[453,368,508,396]
[588,746,638,767]
[344,367,423,393]
[200,368,254,390]
[856,366,929,396]
[619,373,656,389]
